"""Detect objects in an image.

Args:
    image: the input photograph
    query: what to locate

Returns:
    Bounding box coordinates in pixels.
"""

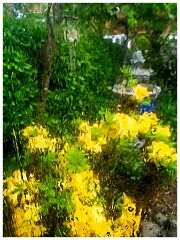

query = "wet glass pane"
[3,2,177,237]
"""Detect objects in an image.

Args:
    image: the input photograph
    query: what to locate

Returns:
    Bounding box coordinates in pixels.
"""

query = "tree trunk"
[37,3,61,119]
[123,16,129,65]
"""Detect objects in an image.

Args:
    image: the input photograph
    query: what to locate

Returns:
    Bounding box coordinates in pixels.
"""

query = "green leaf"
[66,147,90,173]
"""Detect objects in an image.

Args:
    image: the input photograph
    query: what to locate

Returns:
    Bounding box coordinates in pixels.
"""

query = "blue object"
[140,100,155,113]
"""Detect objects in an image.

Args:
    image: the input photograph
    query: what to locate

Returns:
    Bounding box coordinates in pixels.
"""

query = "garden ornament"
[131,50,145,68]
[133,137,145,148]
[65,26,78,43]
[139,99,155,113]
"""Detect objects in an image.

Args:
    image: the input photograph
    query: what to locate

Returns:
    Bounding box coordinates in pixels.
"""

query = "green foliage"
[115,196,124,212]
[3,155,18,178]
[121,3,177,32]
[147,36,177,94]
[91,125,104,141]
[3,12,38,144]
[140,97,151,106]
[136,32,151,52]
[3,46,37,137]
[3,6,47,55]
[120,66,138,87]
[158,162,177,184]
[46,31,118,134]
[105,111,115,125]
[65,3,113,34]
[156,91,177,141]
[41,151,58,168]
[65,147,90,174]
[114,139,147,181]
[126,79,138,88]
[38,175,74,216]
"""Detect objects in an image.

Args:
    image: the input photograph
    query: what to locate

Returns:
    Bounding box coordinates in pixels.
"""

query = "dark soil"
[93,152,177,236]
[143,179,177,220]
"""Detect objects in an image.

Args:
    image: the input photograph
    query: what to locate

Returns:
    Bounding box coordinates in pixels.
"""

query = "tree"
[36,3,60,117]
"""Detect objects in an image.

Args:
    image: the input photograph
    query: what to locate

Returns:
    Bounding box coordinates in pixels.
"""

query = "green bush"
[46,32,120,134]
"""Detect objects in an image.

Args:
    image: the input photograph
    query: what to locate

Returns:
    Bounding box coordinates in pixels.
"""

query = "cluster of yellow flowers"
[12,204,46,237]
[151,125,171,137]
[3,170,38,207]
[3,170,46,237]
[112,193,142,237]
[22,115,173,165]
[62,170,100,204]
[78,112,168,145]
[77,112,176,168]
[23,125,48,138]
[138,112,158,134]
[78,121,106,153]
[133,84,149,101]
[23,124,61,152]
[147,140,177,167]
[5,117,175,237]
[63,170,142,237]
[77,113,143,152]
[107,113,139,139]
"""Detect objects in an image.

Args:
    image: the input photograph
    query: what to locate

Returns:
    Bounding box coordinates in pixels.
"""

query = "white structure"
[103,34,131,48]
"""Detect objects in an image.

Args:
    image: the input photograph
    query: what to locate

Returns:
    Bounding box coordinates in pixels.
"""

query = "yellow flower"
[78,121,90,132]
[42,128,48,137]
[63,169,142,237]
[113,113,138,138]
[64,142,69,152]
[90,142,102,153]
[138,118,151,133]
[127,117,139,138]
[3,170,38,207]
[23,125,58,152]
[98,136,106,145]
[147,140,177,166]
[138,112,158,134]
[152,125,171,137]
[23,126,34,137]
[13,205,46,237]
[113,193,142,237]
[4,170,46,237]
[133,84,149,101]
[148,112,158,125]
[78,130,103,153]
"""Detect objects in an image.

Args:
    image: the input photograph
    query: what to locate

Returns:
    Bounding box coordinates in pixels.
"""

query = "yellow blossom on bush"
[113,193,142,237]
[63,170,108,236]
[112,113,138,138]
[63,170,100,202]
[64,202,112,237]
[149,112,158,125]
[97,136,106,145]
[78,121,106,153]
[63,170,142,237]
[147,140,177,167]
[138,112,158,134]
[133,84,149,101]
[152,125,171,137]
[3,170,38,207]
[12,204,46,237]
[23,125,59,152]
[104,125,119,140]
[3,170,46,237]
[23,126,34,137]
[23,125,48,138]
[78,121,91,132]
